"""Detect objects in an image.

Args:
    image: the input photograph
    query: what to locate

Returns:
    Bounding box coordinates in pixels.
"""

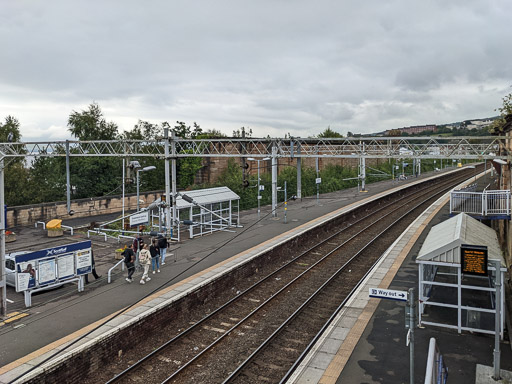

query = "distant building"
[385,125,437,136]
[466,120,494,129]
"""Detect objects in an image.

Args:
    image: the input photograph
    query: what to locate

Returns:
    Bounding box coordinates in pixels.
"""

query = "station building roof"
[176,186,240,209]
[416,212,505,266]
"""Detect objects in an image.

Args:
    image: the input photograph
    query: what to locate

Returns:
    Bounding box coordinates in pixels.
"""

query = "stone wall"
[7,154,380,228]
[6,191,163,228]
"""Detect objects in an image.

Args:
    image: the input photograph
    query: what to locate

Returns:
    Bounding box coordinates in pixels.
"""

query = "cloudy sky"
[1,0,511,141]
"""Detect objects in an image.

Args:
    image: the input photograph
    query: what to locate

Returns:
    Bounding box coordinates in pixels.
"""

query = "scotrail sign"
[369,287,408,302]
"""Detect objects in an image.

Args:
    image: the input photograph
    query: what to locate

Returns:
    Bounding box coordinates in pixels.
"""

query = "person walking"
[85,249,101,284]
[158,234,168,265]
[122,244,136,283]
[133,234,144,270]
[138,244,152,285]
[150,239,160,274]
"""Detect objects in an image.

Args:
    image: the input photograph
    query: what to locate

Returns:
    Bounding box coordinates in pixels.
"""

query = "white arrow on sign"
[369,287,408,302]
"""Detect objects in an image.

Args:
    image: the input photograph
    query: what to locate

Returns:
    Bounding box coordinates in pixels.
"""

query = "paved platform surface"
[0,167,511,383]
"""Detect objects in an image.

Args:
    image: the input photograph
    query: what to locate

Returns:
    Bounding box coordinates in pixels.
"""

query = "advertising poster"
[16,273,33,292]
[16,262,37,291]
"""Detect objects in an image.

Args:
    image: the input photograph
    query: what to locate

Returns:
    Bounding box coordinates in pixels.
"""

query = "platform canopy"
[416,212,506,337]
[416,212,505,267]
[176,186,240,209]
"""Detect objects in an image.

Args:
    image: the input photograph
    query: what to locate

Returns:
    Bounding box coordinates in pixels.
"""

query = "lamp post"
[247,157,270,219]
[137,166,156,211]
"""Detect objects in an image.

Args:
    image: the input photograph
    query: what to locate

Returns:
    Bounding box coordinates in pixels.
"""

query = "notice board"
[461,244,488,276]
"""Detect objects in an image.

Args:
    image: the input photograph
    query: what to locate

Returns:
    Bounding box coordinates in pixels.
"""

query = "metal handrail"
[108,259,125,284]
[35,221,46,229]
[424,337,448,384]
[61,225,74,235]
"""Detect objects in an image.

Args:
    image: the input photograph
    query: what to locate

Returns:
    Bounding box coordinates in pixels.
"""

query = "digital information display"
[461,244,488,276]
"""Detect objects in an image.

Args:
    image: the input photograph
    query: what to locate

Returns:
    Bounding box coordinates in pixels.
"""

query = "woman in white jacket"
[139,244,152,284]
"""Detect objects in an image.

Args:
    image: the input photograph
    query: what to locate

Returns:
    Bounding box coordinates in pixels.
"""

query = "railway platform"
[0,167,511,383]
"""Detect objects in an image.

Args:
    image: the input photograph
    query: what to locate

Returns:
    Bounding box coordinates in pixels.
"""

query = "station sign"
[130,211,149,227]
[461,244,488,276]
[369,287,408,302]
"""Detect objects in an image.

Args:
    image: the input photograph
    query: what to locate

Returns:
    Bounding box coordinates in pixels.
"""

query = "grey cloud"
[0,0,511,141]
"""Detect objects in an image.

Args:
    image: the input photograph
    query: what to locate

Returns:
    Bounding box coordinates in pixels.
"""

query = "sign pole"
[406,288,416,384]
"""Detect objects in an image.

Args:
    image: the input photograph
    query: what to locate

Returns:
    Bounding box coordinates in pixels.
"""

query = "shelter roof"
[176,186,240,209]
[416,213,504,266]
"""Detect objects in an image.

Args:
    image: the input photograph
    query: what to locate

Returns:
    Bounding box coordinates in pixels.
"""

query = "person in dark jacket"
[85,249,101,284]
[149,239,160,274]
[122,244,136,283]
[133,235,144,269]
[158,234,168,265]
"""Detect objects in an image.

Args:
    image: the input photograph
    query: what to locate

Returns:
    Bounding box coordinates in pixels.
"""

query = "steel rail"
[105,169,475,384]
[225,171,472,383]
[161,171,473,383]
[107,172,449,383]
[106,170,432,383]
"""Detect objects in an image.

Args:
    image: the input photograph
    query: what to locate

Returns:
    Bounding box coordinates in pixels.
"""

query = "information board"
[461,244,488,276]
[14,241,92,292]
[38,258,57,286]
[57,253,75,279]
[76,249,92,275]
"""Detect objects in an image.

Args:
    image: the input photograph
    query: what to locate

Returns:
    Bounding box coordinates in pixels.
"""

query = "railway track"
[103,168,479,384]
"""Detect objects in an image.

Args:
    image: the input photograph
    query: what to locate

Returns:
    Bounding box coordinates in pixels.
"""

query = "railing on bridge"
[450,189,511,218]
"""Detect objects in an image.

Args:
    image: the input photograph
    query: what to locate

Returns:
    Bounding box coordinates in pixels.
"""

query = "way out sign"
[369,287,408,302]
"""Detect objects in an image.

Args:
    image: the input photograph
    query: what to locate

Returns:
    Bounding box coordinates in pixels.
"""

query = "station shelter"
[416,213,506,338]
[174,186,240,240]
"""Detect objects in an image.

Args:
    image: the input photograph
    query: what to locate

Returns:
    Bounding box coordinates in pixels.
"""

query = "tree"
[490,93,512,134]
[66,103,122,199]
[0,116,32,206]
[318,127,343,138]
[0,116,22,143]
[68,102,119,140]
[233,126,252,138]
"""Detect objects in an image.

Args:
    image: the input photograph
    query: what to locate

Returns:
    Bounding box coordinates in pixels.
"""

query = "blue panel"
[15,241,91,264]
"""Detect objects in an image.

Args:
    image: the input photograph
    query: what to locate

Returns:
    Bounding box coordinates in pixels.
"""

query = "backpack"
[158,237,167,248]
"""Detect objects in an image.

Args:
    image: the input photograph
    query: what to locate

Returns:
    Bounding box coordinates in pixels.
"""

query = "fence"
[450,190,510,217]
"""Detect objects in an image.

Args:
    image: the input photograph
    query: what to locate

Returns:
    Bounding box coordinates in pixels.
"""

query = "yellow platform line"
[0,312,29,328]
